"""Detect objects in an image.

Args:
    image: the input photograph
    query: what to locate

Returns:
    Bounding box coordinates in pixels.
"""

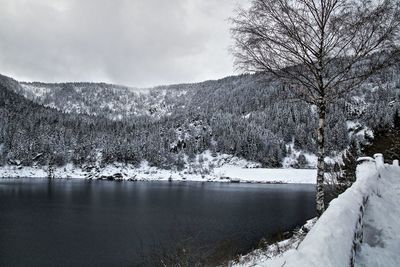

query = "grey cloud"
[0,0,249,87]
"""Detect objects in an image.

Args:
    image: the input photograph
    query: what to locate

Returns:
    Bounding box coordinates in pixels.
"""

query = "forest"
[0,65,399,169]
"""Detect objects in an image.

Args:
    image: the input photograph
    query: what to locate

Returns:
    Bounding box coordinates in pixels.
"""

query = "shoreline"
[0,176,299,185]
[0,164,317,184]
[231,218,318,267]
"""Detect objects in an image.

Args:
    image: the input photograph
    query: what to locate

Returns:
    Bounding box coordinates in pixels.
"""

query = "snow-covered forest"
[0,65,399,169]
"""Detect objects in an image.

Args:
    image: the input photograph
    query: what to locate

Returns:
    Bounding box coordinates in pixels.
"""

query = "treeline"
[0,65,399,168]
[362,109,400,162]
[0,78,213,168]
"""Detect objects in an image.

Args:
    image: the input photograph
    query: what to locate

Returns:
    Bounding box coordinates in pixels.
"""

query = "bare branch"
[230,0,400,105]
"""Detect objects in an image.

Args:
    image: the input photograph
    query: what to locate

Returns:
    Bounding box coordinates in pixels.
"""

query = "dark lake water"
[0,178,316,266]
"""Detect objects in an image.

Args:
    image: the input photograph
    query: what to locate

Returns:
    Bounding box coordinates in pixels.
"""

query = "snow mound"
[355,165,400,266]
[282,162,379,267]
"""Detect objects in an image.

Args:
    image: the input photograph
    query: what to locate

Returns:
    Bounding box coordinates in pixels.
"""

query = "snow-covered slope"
[355,164,400,266]
[18,82,190,119]
[1,69,398,169]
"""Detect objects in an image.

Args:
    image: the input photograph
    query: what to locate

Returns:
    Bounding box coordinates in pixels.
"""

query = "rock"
[113,173,123,178]
[113,173,124,181]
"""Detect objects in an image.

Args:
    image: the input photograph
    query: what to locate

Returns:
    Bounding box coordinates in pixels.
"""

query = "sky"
[0,0,249,87]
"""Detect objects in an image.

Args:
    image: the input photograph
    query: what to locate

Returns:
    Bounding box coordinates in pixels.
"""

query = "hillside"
[0,67,399,169]
[18,81,188,119]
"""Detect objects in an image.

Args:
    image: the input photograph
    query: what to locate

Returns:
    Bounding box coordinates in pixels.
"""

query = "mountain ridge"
[0,68,398,168]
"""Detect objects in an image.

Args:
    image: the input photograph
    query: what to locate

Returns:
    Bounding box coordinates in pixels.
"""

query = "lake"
[0,178,316,266]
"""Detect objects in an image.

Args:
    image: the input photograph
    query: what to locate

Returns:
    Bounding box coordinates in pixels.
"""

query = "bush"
[297,154,308,168]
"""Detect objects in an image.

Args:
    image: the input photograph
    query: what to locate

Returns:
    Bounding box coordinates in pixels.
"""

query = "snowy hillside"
[19,82,191,119]
[0,68,399,169]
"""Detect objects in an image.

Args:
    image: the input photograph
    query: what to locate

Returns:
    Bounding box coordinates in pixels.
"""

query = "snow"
[346,120,374,138]
[282,142,318,168]
[0,166,48,178]
[18,82,185,120]
[357,156,375,163]
[355,165,400,267]
[234,157,400,267]
[214,166,316,184]
[0,151,317,184]
[282,142,342,169]
[373,153,384,169]
[19,84,52,98]
[242,113,252,119]
[235,161,380,267]
[0,163,317,184]
[0,164,85,179]
[346,120,359,129]
[280,161,380,267]
[232,218,318,267]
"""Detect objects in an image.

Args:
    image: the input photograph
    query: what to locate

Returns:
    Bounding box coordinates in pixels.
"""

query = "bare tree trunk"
[316,103,326,217]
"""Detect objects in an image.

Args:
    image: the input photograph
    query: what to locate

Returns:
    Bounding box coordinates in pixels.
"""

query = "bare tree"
[231,0,400,216]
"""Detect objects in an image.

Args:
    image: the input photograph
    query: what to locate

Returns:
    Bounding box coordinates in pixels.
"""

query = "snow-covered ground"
[355,165,400,267]
[232,160,383,266]
[232,158,400,267]
[0,163,317,184]
[0,151,317,184]
[214,166,316,184]
[232,218,318,267]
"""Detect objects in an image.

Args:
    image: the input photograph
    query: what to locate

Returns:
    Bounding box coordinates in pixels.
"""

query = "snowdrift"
[282,161,379,267]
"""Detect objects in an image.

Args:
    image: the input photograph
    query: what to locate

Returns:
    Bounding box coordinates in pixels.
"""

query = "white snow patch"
[347,120,374,138]
[214,167,316,184]
[282,142,317,168]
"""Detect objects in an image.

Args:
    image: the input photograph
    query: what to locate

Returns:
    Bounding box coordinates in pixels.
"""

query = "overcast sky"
[0,0,250,87]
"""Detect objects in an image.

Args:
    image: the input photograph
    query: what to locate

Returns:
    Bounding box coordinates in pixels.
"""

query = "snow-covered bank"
[0,163,317,184]
[355,165,400,266]
[232,218,318,267]
[233,160,381,267]
[214,166,316,184]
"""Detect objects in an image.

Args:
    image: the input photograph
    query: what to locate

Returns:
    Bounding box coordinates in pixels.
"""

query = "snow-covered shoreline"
[231,159,399,267]
[0,164,317,184]
[232,218,318,267]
